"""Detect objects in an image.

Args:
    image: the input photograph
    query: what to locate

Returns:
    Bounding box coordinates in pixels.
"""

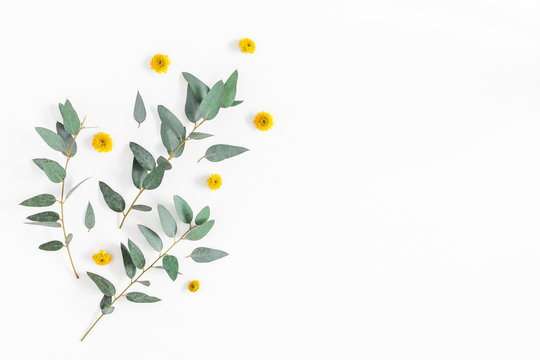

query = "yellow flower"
[207,174,222,190]
[253,112,274,131]
[150,54,170,73]
[92,132,113,153]
[188,280,200,292]
[239,38,256,54]
[92,250,112,266]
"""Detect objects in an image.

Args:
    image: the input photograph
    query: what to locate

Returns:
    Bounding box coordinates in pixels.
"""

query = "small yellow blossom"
[253,112,273,131]
[92,132,113,153]
[92,250,112,266]
[188,280,200,292]
[239,38,256,54]
[207,174,222,190]
[150,54,170,73]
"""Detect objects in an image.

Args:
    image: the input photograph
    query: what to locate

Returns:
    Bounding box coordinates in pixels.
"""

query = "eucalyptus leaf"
[158,105,186,139]
[132,204,152,212]
[157,204,177,238]
[199,80,224,120]
[160,123,184,158]
[184,85,201,123]
[25,221,61,228]
[157,156,172,170]
[185,220,215,241]
[221,70,238,108]
[58,99,80,135]
[87,272,116,297]
[99,295,112,310]
[129,142,155,171]
[20,194,56,207]
[162,255,179,281]
[27,211,59,222]
[38,241,64,251]
[131,158,147,189]
[98,181,125,212]
[154,266,182,276]
[121,243,136,278]
[141,164,165,190]
[65,177,91,200]
[102,306,115,315]
[134,91,147,125]
[137,280,151,287]
[126,292,161,303]
[194,206,210,225]
[190,247,229,263]
[204,144,249,162]
[128,239,145,269]
[33,158,66,183]
[85,202,95,231]
[65,233,73,245]
[231,100,243,107]
[35,127,67,153]
[137,225,163,251]
[56,122,77,157]
[173,195,193,224]
[189,132,213,140]
[182,72,210,102]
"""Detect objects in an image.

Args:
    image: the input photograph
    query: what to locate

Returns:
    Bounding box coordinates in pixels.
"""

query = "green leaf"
[129,142,155,171]
[190,247,229,263]
[33,158,66,183]
[131,158,147,189]
[154,266,182,276]
[221,70,238,108]
[134,91,147,125]
[182,72,210,102]
[189,132,213,140]
[85,202,95,231]
[157,204,177,238]
[58,100,80,135]
[20,194,56,207]
[126,292,161,303]
[184,85,201,123]
[158,105,186,139]
[38,241,64,251]
[87,272,116,297]
[65,177,91,200]
[204,144,249,162]
[26,211,59,222]
[157,156,172,170]
[185,220,215,241]
[141,164,165,190]
[173,195,193,224]
[98,181,125,212]
[128,239,145,269]
[99,295,112,310]
[199,80,224,120]
[102,306,115,315]
[231,100,243,107]
[137,280,151,287]
[65,233,73,245]
[25,221,61,228]
[132,204,152,212]
[56,122,77,157]
[160,123,184,158]
[162,255,179,281]
[121,243,136,278]
[137,225,163,251]
[35,127,67,153]
[194,206,210,225]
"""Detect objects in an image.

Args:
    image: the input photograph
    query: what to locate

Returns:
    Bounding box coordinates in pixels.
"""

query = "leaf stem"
[119,120,207,228]
[80,225,195,341]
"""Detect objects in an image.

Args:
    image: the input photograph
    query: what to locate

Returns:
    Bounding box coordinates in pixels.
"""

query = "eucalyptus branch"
[81,196,229,341]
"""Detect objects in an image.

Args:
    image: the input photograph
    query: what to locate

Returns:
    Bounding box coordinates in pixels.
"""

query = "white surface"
[1,0,540,358]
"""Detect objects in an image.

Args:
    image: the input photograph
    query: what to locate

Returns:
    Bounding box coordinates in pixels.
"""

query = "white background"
[0,0,539,358]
